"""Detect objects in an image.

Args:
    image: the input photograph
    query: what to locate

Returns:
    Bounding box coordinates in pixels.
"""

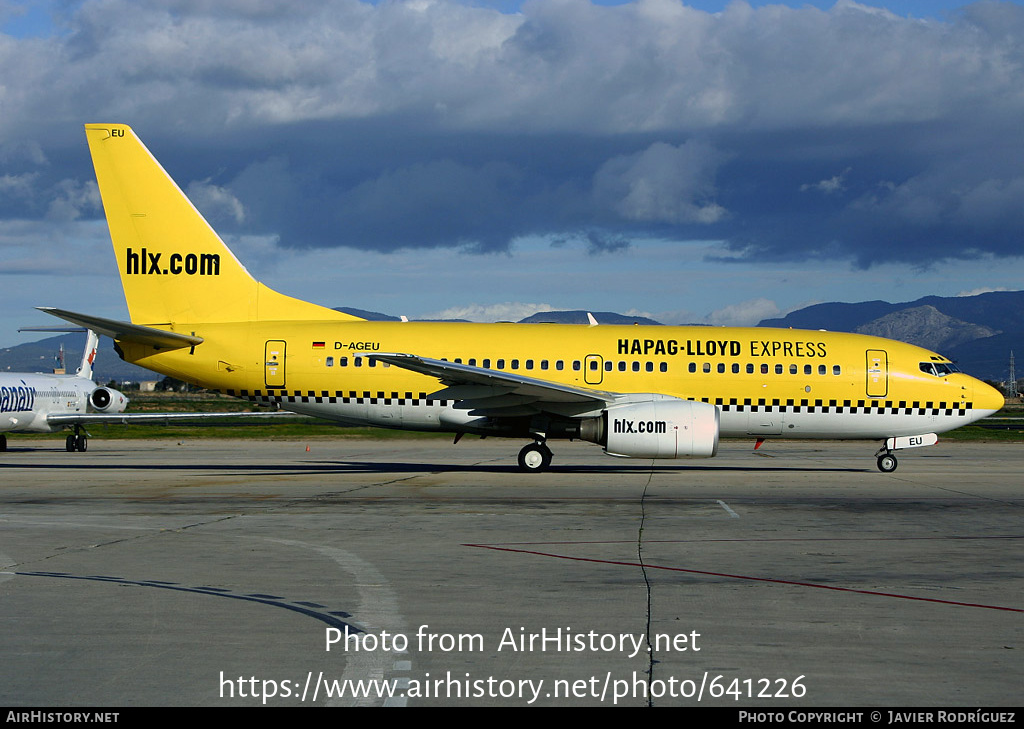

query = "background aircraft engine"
[89,387,128,413]
[580,398,719,459]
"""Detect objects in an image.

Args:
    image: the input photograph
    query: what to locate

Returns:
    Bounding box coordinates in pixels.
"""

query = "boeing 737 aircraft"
[40,124,1004,472]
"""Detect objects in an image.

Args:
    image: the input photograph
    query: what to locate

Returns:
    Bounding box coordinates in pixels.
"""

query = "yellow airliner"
[42,124,1004,472]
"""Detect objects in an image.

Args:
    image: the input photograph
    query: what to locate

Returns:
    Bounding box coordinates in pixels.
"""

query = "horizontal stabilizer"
[18,326,88,333]
[37,307,202,350]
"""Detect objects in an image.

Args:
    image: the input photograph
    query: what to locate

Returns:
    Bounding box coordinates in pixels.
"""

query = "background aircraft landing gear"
[66,427,88,453]
[876,452,898,473]
[0,434,6,452]
[518,442,553,472]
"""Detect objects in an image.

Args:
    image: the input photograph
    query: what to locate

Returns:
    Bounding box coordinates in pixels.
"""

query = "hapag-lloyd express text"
[616,339,828,358]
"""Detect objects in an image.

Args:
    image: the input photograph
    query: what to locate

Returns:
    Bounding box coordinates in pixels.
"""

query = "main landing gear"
[518,440,553,472]
[65,425,88,453]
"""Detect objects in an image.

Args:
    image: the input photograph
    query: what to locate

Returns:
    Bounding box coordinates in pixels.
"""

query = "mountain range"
[760,290,1024,382]
[3,291,1019,383]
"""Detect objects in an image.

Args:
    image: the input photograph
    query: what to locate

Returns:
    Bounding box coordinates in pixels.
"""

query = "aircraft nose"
[973,379,1005,413]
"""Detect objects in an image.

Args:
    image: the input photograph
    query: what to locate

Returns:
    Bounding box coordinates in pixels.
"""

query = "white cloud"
[422,302,555,322]
[956,286,1010,297]
[2,0,1020,139]
[705,298,782,327]
[801,167,851,195]
[593,141,727,224]
[186,179,246,225]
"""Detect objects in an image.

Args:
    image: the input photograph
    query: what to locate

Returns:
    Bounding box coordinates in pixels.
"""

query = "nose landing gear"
[876,452,898,473]
[518,441,553,472]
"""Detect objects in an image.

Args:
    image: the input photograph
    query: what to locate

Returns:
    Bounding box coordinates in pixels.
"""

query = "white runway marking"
[270,539,408,707]
[716,500,740,518]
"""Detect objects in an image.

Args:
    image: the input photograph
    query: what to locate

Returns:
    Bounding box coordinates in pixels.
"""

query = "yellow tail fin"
[85,124,361,326]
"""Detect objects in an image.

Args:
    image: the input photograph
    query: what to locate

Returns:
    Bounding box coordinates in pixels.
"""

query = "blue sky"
[1,0,1023,347]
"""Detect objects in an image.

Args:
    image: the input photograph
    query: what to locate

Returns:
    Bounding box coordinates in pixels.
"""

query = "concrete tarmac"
[0,437,1021,707]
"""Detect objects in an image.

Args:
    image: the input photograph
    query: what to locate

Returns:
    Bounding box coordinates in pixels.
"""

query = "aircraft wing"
[363,353,616,416]
[46,411,288,426]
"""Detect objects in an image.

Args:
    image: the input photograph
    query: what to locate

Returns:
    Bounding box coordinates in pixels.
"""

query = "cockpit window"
[921,361,960,376]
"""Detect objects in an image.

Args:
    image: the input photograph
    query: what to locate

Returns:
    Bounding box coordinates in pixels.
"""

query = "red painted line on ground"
[463,543,1024,613]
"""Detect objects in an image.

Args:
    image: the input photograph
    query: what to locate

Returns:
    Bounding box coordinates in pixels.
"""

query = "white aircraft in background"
[1,329,126,451]
[1,329,280,452]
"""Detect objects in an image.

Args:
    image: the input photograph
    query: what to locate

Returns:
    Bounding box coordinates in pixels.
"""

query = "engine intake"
[90,387,128,413]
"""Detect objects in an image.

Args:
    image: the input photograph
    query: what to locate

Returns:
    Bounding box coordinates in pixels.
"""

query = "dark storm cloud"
[1,0,1022,265]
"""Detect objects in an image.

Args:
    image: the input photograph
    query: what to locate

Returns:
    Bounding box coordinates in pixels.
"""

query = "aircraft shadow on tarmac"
[13,570,360,633]
[0,455,864,475]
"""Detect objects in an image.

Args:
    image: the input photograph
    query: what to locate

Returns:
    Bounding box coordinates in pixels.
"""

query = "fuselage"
[0,372,90,433]
[117,321,1004,442]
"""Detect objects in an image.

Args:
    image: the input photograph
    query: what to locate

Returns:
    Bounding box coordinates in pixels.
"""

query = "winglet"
[587,312,599,327]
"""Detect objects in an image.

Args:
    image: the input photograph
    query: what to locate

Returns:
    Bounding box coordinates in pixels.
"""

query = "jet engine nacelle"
[89,386,128,413]
[580,397,719,459]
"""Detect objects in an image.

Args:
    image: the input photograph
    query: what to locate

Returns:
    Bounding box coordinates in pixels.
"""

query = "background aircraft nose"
[974,379,1005,412]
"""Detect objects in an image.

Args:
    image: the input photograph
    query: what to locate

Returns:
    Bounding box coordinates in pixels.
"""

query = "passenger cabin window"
[326,357,334,367]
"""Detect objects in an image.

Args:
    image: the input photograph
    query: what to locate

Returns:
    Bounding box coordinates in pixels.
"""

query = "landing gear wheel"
[518,442,553,473]
[75,435,88,452]
[66,434,76,452]
[0,434,6,452]
[877,453,897,473]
